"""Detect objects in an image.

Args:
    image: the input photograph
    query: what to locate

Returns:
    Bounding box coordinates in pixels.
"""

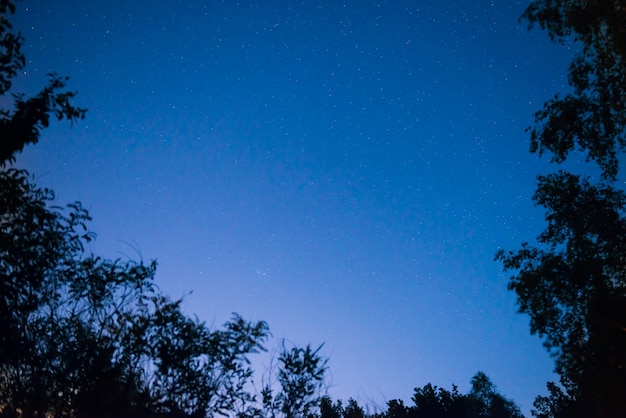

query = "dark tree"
[0,164,281,418]
[497,172,626,416]
[0,0,86,166]
[530,381,575,418]
[263,343,328,418]
[521,0,626,180]
[466,372,523,418]
[319,397,343,418]
[380,372,523,418]
[497,1,626,417]
[343,398,365,418]
[385,399,409,418]
[0,165,160,417]
[313,373,522,418]
[0,1,328,417]
[412,383,462,418]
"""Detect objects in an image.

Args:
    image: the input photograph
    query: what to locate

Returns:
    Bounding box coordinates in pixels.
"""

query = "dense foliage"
[497,1,626,417]
[319,372,523,418]
[0,138,328,418]
[0,1,327,417]
[521,0,626,181]
[4,0,583,416]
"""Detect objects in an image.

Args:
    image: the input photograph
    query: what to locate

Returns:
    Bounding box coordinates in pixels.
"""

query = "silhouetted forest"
[317,372,522,418]
[2,0,626,416]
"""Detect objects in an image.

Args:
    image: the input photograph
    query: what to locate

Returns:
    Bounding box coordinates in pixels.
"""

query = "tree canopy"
[521,0,626,180]
[497,1,626,417]
[0,0,86,166]
[0,1,328,417]
[0,165,328,418]
[384,372,523,418]
[318,372,523,418]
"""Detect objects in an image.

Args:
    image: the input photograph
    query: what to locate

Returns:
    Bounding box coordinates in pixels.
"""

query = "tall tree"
[521,0,626,181]
[497,1,626,417]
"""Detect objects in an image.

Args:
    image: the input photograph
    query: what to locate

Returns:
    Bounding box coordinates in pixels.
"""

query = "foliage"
[0,1,328,416]
[497,0,626,416]
[0,0,86,166]
[467,372,524,418]
[263,343,328,418]
[319,397,344,418]
[411,383,464,417]
[343,398,366,418]
[530,381,575,418]
[522,0,626,180]
[0,166,282,417]
[1,166,155,417]
[497,172,626,387]
[334,372,522,418]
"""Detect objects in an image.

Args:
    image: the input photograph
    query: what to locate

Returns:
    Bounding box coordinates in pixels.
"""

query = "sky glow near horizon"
[11,0,579,414]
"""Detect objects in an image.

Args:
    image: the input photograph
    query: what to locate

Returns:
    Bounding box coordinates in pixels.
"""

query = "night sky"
[11,0,577,414]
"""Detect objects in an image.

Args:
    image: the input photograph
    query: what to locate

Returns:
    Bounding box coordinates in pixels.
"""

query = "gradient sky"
[11,0,578,414]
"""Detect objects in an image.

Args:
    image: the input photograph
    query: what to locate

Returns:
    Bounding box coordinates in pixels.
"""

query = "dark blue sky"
[13,0,577,414]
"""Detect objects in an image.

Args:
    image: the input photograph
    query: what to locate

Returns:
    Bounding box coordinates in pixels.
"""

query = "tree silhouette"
[0,165,159,417]
[319,397,343,418]
[263,343,328,418]
[376,372,522,418]
[411,383,456,417]
[0,0,86,166]
[520,0,626,181]
[530,381,575,418]
[496,1,626,417]
[467,372,523,418]
[0,2,328,416]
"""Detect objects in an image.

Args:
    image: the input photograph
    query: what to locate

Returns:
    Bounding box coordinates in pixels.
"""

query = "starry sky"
[11,0,578,414]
